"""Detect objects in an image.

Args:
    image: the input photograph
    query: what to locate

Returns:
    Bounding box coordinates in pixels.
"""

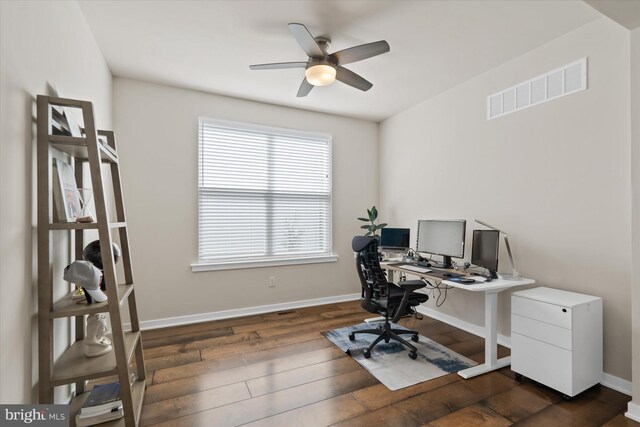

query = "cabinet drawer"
[512,314,572,350]
[512,332,572,396]
[512,296,572,329]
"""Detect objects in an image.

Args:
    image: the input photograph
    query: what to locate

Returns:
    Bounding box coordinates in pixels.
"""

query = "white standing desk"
[382,262,535,379]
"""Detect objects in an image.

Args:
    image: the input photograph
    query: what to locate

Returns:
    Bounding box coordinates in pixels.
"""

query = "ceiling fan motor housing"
[307,58,336,70]
[314,36,331,54]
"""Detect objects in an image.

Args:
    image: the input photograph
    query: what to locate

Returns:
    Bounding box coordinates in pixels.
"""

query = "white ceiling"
[79,0,601,122]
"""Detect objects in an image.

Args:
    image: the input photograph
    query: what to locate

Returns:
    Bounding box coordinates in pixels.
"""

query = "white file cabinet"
[511,287,602,398]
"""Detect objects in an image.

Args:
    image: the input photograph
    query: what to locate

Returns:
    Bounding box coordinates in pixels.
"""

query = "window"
[194,117,334,270]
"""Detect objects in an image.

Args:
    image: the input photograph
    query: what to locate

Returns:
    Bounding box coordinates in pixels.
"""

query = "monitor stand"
[431,255,453,269]
[416,255,457,269]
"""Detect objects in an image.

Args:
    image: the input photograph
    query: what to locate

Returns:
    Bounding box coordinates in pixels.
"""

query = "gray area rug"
[323,322,477,390]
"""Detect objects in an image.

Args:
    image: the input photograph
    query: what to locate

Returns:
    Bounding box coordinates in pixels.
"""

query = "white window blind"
[198,118,332,264]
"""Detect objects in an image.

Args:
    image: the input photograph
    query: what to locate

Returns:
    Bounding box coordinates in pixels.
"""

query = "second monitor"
[416,219,466,269]
[471,229,500,279]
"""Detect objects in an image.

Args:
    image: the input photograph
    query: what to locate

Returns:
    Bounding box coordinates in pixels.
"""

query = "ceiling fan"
[249,23,390,97]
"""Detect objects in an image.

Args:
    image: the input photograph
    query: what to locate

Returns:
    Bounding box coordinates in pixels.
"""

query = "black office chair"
[350,236,429,359]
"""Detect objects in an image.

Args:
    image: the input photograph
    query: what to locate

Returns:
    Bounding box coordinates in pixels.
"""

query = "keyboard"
[389,263,464,279]
[401,265,432,274]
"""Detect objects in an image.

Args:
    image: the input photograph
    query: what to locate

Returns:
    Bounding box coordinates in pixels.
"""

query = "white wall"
[379,18,632,380]
[630,25,640,419]
[0,1,112,403]
[113,78,377,324]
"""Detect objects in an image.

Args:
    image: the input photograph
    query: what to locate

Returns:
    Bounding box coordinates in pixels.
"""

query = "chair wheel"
[409,351,417,360]
[364,349,371,358]
[411,334,419,342]
[514,373,524,381]
[348,332,355,341]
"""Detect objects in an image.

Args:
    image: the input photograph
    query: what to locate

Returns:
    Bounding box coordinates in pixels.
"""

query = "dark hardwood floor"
[103,301,638,426]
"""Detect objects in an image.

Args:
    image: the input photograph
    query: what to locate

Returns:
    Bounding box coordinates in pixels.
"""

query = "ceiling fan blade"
[288,23,324,58]
[330,40,390,65]
[297,77,314,97]
[336,66,373,91]
[249,62,307,70]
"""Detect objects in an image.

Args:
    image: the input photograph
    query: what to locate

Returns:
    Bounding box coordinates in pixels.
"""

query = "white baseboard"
[126,293,360,331]
[626,402,640,422]
[416,306,632,396]
[602,373,633,396]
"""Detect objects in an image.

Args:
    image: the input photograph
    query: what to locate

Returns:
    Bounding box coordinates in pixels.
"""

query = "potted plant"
[357,206,387,239]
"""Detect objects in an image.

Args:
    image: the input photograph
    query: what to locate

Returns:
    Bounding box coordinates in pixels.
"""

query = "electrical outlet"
[268,276,276,288]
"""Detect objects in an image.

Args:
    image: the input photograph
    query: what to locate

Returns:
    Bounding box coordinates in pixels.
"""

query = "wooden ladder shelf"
[37,95,146,426]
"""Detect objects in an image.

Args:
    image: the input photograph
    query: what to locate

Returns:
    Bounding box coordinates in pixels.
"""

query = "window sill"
[191,254,339,272]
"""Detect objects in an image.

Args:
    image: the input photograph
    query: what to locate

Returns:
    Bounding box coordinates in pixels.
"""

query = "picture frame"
[64,107,83,138]
[48,83,83,137]
[50,104,72,136]
[52,158,81,222]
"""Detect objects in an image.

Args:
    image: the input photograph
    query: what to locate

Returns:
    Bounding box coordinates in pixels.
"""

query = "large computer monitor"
[471,229,500,279]
[379,228,410,250]
[416,219,466,269]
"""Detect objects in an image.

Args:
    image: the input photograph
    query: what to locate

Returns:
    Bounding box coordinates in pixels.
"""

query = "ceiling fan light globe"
[305,65,336,86]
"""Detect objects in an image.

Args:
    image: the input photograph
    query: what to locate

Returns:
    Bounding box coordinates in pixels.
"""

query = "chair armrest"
[398,280,426,291]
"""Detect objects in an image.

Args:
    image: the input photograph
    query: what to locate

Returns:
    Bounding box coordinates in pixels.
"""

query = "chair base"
[348,321,420,360]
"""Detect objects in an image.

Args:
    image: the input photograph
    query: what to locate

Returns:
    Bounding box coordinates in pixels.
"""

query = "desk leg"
[458,291,511,379]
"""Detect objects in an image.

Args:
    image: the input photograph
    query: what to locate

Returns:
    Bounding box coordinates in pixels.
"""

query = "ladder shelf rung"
[49,135,118,164]
[51,284,134,318]
[49,135,86,144]
[48,96,87,108]
[48,221,126,230]
[51,331,140,386]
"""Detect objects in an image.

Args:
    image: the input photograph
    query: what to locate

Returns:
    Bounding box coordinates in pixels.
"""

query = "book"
[79,400,122,417]
[81,383,121,414]
[75,407,123,427]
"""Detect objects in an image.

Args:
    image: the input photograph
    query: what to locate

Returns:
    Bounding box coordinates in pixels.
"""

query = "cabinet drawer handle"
[562,308,567,313]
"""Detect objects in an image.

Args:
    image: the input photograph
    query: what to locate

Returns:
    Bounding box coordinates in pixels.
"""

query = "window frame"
[191,117,337,272]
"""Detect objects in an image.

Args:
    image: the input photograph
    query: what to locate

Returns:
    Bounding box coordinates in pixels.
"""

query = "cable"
[436,286,448,307]
[419,278,453,307]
